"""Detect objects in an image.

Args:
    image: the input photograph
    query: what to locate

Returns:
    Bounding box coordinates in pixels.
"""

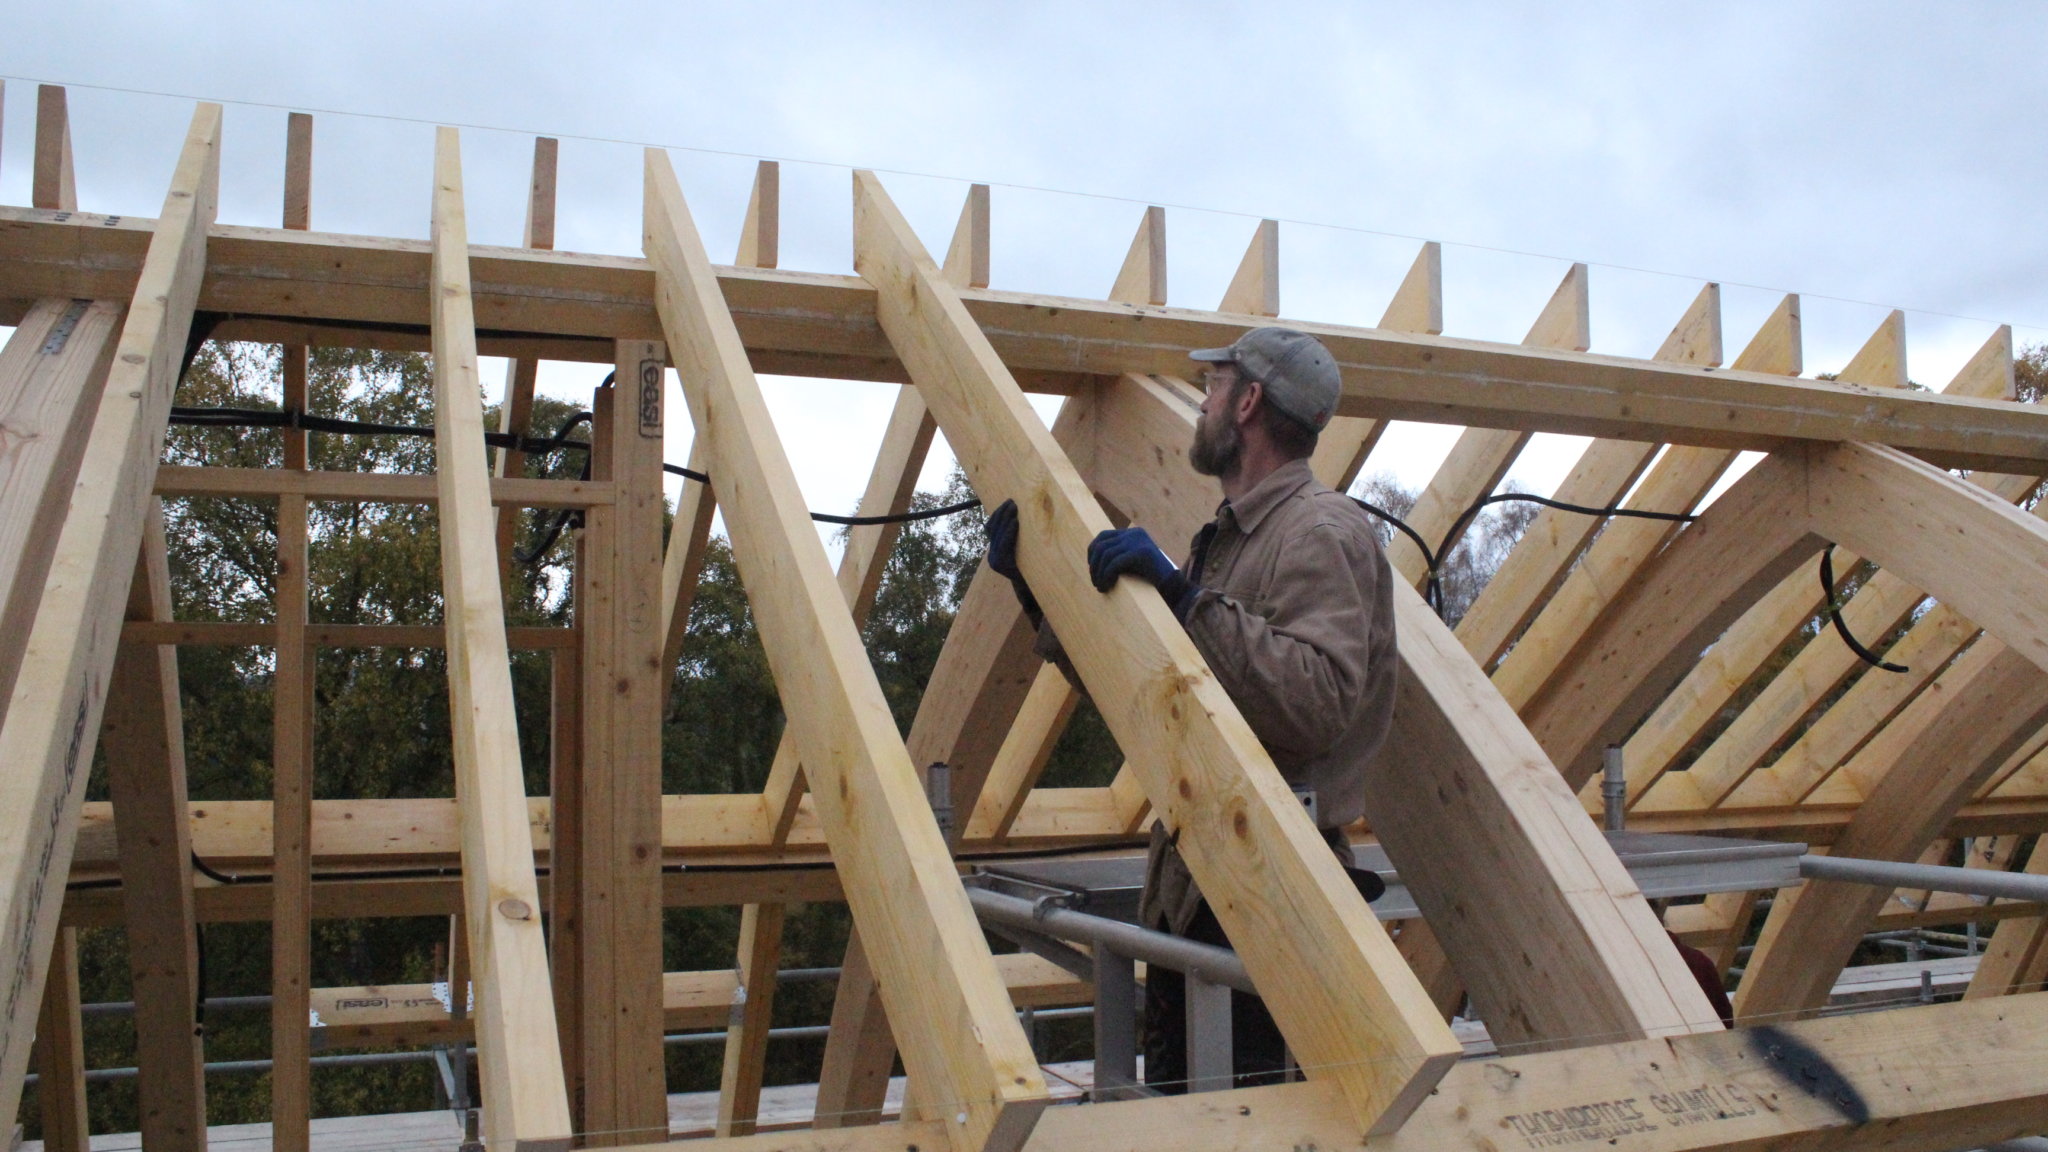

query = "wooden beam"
[493,136,560,591]
[716,901,785,1136]
[649,152,1048,1152]
[1384,262,1586,586]
[1734,638,2048,1020]
[1808,440,2048,675]
[0,299,123,713]
[100,504,205,1152]
[0,102,219,1130]
[33,85,77,213]
[1491,294,1802,714]
[1453,282,1717,670]
[155,464,609,507]
[1519,446,1827,789]
[561,356,671,1145]
[1107,206,1166,307]
[428,126,574,1151]
[14,209,2048,471]
[33,926,88,1152]
[854,168,1459,1133]
[1218,218,1278,316]
[658,440,717,701]
[1966,830,2048,998]
[944,184,992,291]
[1377,240,1442,336]
[736,160,779,269]
[271,497,315,1151]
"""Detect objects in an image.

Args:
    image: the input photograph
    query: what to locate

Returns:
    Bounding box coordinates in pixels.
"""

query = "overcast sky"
[6,1,2047,538]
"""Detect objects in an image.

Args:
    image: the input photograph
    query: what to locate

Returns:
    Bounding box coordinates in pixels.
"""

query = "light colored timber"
[0,102,219,1130]
[1080,369,1721,1049]
[658,438,717,702]
[0,299,123,712]
[805,187,1009,1130]
[1617,321,2014,810]
[1218,218,1278,316]
[99,505,206,1152]
[1734,638,2048,1021]
[547,642,582,1083]
[1384,262,1586,587]
[13,209,2048,471]
[1808,440,2048,676]
[736,160,780,269]
[33,927,88,1152]
[154,465,611,507]
[649,152,1049,1152]
[1519,447,1828,790]
[1377,240,1443,336]
[283,112,313,231]
[1107,205,1166,307]
[493,137,558,589]
[427,126,573,1151]
[944,183,991,291]
[122,620,577,649]
[33,85,77,213]
[271,485,314,1152]
[564,361,669,1144]
[1453,282,1718,671]
[1492,293,1802,716]
[855,167,1459,1134]
[1967,830,2048,998]
[964,665,1080,841]
[716,902,786,1137]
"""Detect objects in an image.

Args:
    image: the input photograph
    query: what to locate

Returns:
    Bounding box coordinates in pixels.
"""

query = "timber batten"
[8,91,2048,1152]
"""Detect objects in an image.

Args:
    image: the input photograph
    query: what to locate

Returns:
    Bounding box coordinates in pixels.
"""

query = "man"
[984,326,1397,1091]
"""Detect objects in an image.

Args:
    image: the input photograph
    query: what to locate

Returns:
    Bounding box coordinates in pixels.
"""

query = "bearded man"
[984,326,1397,1092]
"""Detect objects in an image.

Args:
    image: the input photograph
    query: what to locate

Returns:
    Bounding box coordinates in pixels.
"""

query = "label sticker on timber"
[1500,1084,1762,1149]
[4,685,95,1031]
[638,358,662,439]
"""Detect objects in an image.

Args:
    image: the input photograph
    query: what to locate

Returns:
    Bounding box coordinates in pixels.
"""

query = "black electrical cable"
[512,407,597,565]
[1819,544,1908,673]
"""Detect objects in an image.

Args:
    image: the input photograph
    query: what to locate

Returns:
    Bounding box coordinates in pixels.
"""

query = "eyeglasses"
[1198,363,1241,394]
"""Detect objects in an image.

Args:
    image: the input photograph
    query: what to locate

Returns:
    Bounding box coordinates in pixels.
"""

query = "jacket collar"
[1218,457,1316,536]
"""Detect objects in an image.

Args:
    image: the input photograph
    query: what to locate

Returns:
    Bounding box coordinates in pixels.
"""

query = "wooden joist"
[427,126,573,1151]
[853,168,1461,1134]
[647,151,1049,1152]
[0,102,220,1129]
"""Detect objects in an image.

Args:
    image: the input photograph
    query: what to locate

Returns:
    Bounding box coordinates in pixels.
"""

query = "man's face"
[1190,363,1246,478]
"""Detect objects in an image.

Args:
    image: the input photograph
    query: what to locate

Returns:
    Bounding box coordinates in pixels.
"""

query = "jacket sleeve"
[1181,518,1383,763]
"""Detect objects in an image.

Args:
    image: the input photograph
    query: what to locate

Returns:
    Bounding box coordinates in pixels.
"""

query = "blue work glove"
[984,499,1042,621]
[1088,527,1198,618]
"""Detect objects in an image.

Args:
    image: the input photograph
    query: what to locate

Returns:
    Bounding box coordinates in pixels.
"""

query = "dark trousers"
[1140,903,1288,1093]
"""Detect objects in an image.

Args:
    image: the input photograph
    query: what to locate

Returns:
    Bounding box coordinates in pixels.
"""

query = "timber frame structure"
[9,85,2048,1152]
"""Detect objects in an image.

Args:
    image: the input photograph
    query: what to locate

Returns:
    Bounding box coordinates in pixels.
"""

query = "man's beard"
[1189,406,1242,478]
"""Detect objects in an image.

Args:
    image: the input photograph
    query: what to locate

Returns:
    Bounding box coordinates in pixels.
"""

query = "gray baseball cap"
[1189,327,1342,431]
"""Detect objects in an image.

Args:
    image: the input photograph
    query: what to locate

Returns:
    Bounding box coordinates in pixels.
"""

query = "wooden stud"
[1834,309,1907,390]
[963,665,1081,841]
[855,168,1459,1134]
[427,126,574,1151]
[1384,263,1587,587]
[270,486,315,1152]
[1967,831,2048,998]
[715,901,785,1136]
[546,643,582,1085]
[944,183,991,291]
[1108,205,1166,307]
[658,440,718,703]
[33,85,77,213]
[0,103,218,1128]
[1378,241,1443,336]
[33,927,88,1152]
[736,160,779,270]
[283,112,313,232]
[649,152,1049,1152]
[494,137,561,592]
[812,926,897,1130]
[1218,218,1279,317]
[100,504,206,1152]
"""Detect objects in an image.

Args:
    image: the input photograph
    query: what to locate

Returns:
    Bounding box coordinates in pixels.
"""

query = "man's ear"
[1235,379,1265,425]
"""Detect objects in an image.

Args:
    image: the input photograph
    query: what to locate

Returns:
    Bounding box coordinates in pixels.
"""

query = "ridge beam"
[646,151,1048,1152]
[854,168,1460,1134]
[428,126,573,1152]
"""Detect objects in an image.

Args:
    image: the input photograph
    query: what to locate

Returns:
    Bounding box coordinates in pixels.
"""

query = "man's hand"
[1088,527,1176,591]
[985,498,1041,620]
